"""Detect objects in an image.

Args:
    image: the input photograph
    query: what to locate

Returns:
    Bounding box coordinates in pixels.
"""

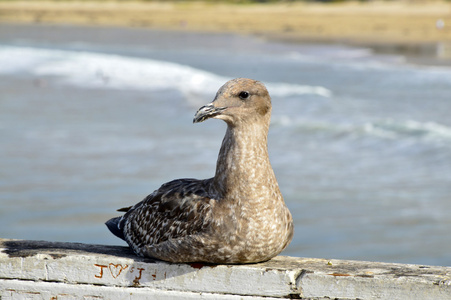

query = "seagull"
[106,78,293,264]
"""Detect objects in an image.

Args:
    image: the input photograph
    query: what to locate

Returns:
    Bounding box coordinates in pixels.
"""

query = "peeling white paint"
[1,239,450,300]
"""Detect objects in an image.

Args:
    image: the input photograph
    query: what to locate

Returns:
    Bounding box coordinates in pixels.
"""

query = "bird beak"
[193,102,227,123]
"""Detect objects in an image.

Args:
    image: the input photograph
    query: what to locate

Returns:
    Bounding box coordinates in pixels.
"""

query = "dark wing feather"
[105,216,125,240]
[117,206,132,212]
[120,178,216,252]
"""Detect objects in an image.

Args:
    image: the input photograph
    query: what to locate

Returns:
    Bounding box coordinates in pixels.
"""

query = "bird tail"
[105,217,126,241]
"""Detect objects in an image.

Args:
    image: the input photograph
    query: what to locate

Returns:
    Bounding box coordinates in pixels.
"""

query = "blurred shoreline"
[1,0,451,65]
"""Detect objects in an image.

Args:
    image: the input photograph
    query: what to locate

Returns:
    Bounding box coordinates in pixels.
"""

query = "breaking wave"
[0,45,332,105]
[272,116,451,143]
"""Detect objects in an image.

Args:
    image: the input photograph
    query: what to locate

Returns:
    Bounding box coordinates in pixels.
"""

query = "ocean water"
[1,24,450,266]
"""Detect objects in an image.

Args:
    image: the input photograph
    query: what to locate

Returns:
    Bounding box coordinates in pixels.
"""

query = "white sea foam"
[272,116,451,143]
[371,119,451,141]
[0,46,332,105]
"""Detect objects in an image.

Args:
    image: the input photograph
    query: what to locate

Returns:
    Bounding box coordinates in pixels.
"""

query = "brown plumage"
[106,78,293,264]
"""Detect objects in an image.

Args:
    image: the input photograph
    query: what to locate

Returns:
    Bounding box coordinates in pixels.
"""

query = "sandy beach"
[1,0,451,47]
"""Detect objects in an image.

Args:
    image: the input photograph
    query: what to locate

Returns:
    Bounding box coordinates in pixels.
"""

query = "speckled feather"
[106,78,293,264]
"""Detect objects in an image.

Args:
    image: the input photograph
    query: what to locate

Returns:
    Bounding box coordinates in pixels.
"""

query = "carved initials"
[135,268,145,280]
[94,264,108,278]
[94,263,143,280]
[109,263,129,278]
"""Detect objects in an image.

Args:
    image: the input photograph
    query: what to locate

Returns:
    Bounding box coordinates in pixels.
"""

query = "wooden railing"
[1,239,450,299]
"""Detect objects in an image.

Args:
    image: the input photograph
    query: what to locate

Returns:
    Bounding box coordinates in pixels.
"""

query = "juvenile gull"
[106,78,293,264]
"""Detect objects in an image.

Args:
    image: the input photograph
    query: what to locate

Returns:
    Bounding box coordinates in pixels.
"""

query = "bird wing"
[120,178,216,250]
[116,206,132,212]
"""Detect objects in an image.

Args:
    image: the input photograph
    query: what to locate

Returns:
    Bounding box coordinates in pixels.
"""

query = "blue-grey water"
[1,24,450,266]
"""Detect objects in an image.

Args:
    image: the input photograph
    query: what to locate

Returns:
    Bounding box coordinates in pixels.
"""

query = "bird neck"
[213,120,277,200]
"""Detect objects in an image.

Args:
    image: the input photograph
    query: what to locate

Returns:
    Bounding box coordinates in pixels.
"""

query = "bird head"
[193,78,271,126]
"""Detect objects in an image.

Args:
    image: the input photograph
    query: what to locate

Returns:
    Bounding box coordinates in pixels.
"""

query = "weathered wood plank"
[0,279,279,300]
[1,239,450,299]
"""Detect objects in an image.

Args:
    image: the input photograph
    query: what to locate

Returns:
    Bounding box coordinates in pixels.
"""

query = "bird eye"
[239,91,250,100]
